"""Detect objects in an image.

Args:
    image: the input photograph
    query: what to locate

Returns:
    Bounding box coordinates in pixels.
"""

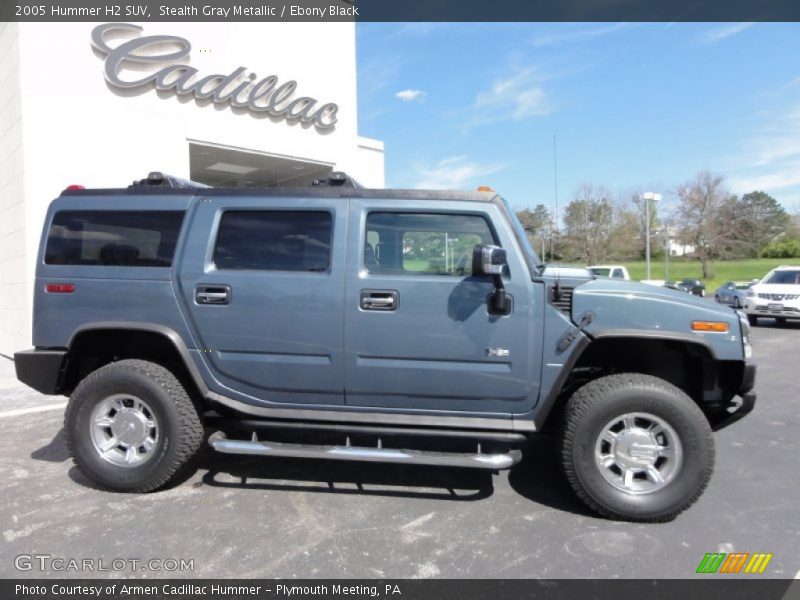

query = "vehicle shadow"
[35,426,591,513]
[507,435,596,518]
[30,427,71,462]
[196,447,495,502]
[755,317,800,329]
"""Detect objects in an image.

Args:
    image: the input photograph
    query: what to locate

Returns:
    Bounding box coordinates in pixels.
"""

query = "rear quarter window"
[45,211,185,267]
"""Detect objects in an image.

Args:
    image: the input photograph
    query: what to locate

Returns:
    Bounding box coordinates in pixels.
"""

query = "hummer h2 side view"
[15,172,756,522]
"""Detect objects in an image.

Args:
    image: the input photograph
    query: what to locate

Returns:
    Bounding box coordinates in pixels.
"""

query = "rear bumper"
[709,362,756,431]
[14,348,67,395]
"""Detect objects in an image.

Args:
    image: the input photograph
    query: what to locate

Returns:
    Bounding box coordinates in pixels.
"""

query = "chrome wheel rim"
[90,394,159,467]
[594,412,682,494]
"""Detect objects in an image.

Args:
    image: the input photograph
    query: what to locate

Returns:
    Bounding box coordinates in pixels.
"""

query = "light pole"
[643,192,662,280]
[663,224,670,282]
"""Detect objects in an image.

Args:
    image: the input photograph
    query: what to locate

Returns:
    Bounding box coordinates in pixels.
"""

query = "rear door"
[177,196,346,405]
[343,199,541,415]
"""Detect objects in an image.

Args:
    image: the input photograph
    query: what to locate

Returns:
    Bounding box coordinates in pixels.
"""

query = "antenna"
[551,134,559,260]
[551,134,562,299]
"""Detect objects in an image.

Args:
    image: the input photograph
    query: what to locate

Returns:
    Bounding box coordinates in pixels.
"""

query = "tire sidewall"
[67,365,183,490]
[568,383,712,519]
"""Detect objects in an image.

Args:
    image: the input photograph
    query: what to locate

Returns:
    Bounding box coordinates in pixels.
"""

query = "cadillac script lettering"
[90,23,338,131]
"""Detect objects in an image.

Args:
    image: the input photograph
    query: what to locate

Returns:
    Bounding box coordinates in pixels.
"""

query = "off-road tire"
[561,373,714,522]
[65,359,204,492]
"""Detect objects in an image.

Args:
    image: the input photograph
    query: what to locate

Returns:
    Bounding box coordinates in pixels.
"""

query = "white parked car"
[588,265,630,280]
[743,266,800,325]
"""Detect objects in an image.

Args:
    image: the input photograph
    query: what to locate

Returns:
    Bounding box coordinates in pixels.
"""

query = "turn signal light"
[45,283,75,294]
[691,321,729,333]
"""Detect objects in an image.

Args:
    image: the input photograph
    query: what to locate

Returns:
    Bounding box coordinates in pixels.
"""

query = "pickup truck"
[14,172,755,522]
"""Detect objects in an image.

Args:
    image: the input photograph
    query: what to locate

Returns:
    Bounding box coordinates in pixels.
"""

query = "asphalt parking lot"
[1,319,799,580]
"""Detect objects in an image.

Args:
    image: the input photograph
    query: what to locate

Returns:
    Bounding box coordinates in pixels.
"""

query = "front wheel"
[561,373,714,522]
[748,314,758,326]
[65,359,204,492]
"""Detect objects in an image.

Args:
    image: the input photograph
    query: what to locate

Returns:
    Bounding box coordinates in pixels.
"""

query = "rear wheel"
[776,317,787,326]
[733,297,741,308]
[714,295,721,303]
[65,359,204,492]
[561,373,714,522]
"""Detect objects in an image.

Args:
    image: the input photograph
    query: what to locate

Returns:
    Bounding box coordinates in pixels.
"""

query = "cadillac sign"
[90,23,339,131]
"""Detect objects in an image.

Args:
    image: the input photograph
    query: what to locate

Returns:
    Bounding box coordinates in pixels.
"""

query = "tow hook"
[557,310,596,353]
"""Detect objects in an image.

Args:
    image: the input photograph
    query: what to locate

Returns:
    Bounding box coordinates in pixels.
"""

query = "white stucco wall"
[0,23,27,357]
[0,22,384,355]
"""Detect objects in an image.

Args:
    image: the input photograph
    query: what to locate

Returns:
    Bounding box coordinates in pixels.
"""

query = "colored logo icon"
[696,552,773,574]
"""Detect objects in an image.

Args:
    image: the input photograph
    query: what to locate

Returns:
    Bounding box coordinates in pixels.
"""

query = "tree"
[675,172,730,279]
[608,204,642,260]
[515,204,552,259]
[561,184,614,264]
[734,191,790,258]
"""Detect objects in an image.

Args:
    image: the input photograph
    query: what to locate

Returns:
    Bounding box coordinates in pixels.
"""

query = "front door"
[344,199,541,415]
[177,196,346,405]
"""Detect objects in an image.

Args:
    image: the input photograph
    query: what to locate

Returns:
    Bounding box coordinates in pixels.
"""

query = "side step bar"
[208,432,522,470]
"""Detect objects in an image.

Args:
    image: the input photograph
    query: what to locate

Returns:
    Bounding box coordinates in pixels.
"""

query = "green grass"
[619,258,800,291]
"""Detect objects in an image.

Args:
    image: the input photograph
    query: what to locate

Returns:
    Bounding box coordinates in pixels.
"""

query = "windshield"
[500,197,540,268]
[590,268,612,277]
[764,270,800,285]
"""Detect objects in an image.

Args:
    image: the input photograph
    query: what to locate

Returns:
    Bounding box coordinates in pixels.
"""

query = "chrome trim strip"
[208,391,535,432]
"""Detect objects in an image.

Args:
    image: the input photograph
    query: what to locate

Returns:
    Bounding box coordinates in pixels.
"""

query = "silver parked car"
[714,281,753,308]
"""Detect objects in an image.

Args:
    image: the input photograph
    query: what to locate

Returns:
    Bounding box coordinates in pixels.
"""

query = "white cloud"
[414,156,506,190]
[531,23,628,48]
[727,104,800,198]
[697,23,755,44]
[395,89,426,102]
[729,166,800,195]
[471,67,550,126]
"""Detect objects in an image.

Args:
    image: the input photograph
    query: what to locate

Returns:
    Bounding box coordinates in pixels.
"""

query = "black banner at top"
[3,0,800,22]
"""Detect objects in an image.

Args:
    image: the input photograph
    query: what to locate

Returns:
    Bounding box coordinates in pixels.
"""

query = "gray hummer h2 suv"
[15,172,756,522]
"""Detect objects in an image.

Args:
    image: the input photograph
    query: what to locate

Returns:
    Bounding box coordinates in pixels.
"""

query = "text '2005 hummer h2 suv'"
[15,172,756,522]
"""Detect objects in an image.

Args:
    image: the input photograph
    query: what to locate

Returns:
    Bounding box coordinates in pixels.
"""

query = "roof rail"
[128,172,209,190]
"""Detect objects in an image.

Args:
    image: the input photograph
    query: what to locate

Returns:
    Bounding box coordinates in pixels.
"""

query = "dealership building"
[0,22,385,355]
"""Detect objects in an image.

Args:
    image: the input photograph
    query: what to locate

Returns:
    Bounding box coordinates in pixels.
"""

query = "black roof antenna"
[551,134,562,301]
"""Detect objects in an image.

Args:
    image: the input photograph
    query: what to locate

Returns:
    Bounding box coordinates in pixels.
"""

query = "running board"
[208,432,521,470]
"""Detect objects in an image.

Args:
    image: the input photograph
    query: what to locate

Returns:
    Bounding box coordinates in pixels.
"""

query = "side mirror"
[472,245,507,276]
[472,245,511,316]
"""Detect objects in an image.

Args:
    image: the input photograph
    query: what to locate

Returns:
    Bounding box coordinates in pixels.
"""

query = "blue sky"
[355,23,800,214]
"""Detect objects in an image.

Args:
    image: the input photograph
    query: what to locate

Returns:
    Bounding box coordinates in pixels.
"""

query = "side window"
[214,210,332,272]
[45,211,184,267]
[612,269,624,279]
[364,212,496,276]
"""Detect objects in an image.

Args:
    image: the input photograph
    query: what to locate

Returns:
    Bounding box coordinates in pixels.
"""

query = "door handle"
[360,290,398,311]
[196,285,231,305]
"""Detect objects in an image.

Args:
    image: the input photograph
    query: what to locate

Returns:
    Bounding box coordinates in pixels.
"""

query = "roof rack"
[128,172,209,190]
